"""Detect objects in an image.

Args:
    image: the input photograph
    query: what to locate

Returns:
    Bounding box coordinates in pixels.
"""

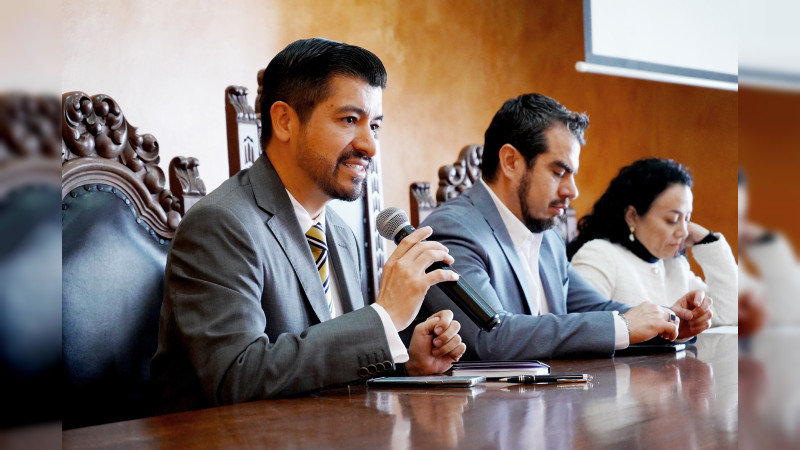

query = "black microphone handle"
[392,225,416,244]
[393,225,500,332]
[425,262,500,331]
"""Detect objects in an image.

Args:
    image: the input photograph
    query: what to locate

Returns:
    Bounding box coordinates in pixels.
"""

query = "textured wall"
[62,0,737,259]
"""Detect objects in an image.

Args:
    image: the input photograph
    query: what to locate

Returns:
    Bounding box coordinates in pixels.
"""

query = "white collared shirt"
[481,179,549,316]
[480,179,628,349]
[285,190,409,362]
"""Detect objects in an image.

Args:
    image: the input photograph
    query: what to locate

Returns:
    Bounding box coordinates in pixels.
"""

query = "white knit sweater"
[740,234,800,325]
[571,235,737,326]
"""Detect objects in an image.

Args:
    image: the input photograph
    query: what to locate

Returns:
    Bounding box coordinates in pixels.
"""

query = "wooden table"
[739,327,800,449]
[63,333,737,449]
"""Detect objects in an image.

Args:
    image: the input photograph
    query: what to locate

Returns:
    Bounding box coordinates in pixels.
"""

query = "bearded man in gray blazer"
[416,93,714,361]
[151,38,465,414]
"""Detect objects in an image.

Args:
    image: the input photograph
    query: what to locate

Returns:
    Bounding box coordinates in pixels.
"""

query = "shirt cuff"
[696,231,720,245]
[370,304,409,363]
[613,311,630,350]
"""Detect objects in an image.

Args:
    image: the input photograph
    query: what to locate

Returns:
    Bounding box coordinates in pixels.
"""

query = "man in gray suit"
[151,38,465,413]
[417,93,713,361]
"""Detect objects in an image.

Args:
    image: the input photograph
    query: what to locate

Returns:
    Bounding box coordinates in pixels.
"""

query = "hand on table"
[622,301,680,344]
[670,290,713,339]
[406,310,466,376]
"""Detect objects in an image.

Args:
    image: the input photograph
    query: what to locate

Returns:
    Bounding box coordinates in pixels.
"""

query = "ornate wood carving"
[224,86,259,176]
[61,91,197,238]
[363,152,386,303]
[0,93,61,199]
[409,182,435,228]
[437,144,483,204]
[169,156,206,215]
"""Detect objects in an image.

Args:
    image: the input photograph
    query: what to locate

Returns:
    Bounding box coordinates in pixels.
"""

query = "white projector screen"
[577,0,738,91]
[739,0,800,90]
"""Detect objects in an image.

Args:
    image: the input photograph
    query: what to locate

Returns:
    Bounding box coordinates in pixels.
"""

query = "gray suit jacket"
[417,181,631,360]
[151,154,393,413]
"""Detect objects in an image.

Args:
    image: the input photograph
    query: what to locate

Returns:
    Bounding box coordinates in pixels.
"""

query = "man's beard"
[320,156,367,202]
[518,170,559,233]
[297,140,370,202]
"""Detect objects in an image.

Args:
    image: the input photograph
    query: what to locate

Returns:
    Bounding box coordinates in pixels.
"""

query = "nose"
[560,176,579,200]
[676,221,689,239]
[352,126,378,158]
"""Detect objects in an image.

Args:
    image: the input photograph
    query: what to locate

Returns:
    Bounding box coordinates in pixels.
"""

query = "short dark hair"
[481,93,589,182]
[566,158,693,259]
[259,38,387,148]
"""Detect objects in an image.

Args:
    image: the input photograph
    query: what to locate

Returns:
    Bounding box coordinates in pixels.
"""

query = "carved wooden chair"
[225,76,386,303]
[224,82,260,176]
[61,91,206,429]
[410,144,577,243]
[0,93,62,428]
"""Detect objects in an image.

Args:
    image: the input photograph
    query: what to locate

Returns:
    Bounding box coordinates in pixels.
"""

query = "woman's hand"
[685,222,710,247]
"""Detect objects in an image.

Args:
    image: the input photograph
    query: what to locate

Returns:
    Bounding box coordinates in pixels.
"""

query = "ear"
[624,205,639,228]
[269,101,298,143]
[497,144,524,181]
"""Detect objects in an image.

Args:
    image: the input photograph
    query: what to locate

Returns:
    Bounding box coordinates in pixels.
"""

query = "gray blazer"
[418,181,631,360]
[151,154,393,413]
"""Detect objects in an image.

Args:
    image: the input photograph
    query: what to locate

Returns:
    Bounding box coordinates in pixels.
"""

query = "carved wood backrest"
[409,181,436,229]
[437,144,484,204]
[410,145,483,228]
[62,91,206,237]
[409,144,577,243]
[224,76,386,303]
[224,86,259,176]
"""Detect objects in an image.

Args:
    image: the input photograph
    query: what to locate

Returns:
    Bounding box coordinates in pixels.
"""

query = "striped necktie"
[305,223,333,316]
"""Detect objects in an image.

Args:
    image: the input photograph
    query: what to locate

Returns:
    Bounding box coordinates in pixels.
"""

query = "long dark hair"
[566,158,693,260]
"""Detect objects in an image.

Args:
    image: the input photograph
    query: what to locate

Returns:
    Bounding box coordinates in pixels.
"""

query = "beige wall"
[63,0,737,259]
[63,0,280,191]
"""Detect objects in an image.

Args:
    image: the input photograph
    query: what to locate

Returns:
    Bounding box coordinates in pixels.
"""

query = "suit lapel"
[538,232,566,315]
[250,154,332,322]
[326,220,363,313]
[468,182,537,314]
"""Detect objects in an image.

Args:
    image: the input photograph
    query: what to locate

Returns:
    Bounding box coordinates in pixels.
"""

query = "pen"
[488,374,593,384]
[502,382,593,392]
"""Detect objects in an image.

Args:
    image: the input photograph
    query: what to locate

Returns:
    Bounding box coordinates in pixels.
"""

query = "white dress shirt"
[481,179,629,349]
[286,190,408,363]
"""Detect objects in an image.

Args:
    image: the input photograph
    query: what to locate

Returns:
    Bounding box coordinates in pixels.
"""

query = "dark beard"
[324,173,366,202]
[518,171,557,233]
[322,153,370,201]
[300,143,371,202]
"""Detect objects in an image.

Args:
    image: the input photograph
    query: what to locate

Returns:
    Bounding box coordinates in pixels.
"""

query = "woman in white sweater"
[567,158,737,327]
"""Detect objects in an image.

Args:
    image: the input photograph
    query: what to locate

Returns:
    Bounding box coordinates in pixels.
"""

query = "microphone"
[376,207,500,332]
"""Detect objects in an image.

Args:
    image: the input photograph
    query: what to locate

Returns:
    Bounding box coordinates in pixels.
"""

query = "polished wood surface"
[63,333,737,449]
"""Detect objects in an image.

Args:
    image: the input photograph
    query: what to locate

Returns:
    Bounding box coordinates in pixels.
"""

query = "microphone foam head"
[376,207,410,240]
